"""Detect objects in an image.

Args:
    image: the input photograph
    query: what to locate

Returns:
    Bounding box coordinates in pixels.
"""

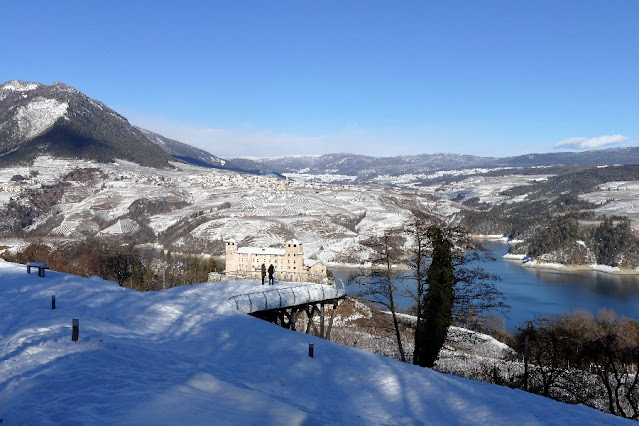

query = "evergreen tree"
[414,226,454,368]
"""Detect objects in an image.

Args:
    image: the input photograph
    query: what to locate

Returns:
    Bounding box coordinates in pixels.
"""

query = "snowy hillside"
[136,126,236,170]
[0,262,626,424]
[0,156,461,263]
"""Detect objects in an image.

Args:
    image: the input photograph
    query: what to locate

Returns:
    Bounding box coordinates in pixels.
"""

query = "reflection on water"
[331,240,639,330]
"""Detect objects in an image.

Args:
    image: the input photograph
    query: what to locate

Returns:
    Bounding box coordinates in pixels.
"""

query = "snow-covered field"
[580,180,639,229]
[0,261,626,425]
[435,174,551,204]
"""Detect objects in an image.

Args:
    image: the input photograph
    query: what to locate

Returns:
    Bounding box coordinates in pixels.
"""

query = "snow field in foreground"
[0,260,628,425]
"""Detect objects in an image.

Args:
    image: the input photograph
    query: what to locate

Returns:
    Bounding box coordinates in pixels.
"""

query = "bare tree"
[450,236,508,324]
[584,310,639,419]
[403,219,432,365]
[354,229,407,362]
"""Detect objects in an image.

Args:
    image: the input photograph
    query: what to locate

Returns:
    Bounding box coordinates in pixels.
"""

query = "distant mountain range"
[2,80,639,179]
[231,148,639,181]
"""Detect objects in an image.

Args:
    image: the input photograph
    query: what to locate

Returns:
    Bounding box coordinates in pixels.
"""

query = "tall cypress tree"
[414,226,454,368]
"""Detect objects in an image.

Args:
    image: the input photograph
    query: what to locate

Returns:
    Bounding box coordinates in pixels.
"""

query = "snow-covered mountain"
[0,80,173,168]
[230,148,639,183]
[0,261,625,424]
[5,80,639,184]
[136,126,244,171]
[230,152,498,182]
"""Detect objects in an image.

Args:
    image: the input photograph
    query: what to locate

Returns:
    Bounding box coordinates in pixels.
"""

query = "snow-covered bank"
[503,256,639,275]
[473,234,524,244]
[473,234,509,241]
[502,253,526,260]
[0,261,627,424]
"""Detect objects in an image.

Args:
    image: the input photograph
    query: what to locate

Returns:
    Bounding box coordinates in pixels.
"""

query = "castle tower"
[284,240,305,275]
[225,239,238,273]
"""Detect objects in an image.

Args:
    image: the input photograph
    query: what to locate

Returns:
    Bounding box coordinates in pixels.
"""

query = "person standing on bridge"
[268,264,275,285]
[261,263,266,285]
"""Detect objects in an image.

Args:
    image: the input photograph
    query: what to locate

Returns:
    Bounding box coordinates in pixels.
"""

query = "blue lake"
[331,240,639,330]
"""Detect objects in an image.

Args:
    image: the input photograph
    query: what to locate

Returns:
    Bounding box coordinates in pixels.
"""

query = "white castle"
[224,239,327,283]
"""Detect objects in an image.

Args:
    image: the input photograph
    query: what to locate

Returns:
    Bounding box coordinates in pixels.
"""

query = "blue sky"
[3,1,638,158]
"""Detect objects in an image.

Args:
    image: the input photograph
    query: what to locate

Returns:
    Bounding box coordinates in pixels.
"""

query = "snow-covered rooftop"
[304,258,321,267]
[237,247,285,255]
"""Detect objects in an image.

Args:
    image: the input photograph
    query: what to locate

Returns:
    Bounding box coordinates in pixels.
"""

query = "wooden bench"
[26,262,49,277]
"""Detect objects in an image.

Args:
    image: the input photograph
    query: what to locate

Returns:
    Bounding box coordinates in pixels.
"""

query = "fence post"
[72,319,79,342]
[51,295,56,310]
[309,343,314,358]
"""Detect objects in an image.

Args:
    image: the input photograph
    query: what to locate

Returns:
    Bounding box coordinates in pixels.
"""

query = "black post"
[72,319,79,342]
[309,343,314,358]
[52,295,56,310]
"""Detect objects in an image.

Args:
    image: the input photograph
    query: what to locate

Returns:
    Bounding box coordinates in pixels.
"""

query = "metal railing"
[217,269,328,284]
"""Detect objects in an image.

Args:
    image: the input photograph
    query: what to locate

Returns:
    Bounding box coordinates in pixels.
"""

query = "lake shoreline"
[327,236,639,276]
[499,249,639,276]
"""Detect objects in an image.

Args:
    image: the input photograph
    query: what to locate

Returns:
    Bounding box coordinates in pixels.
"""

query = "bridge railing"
[229,280,347,313]
[212,270,327,284]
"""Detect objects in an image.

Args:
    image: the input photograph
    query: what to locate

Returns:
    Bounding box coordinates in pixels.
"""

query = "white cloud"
[553,134,629,150]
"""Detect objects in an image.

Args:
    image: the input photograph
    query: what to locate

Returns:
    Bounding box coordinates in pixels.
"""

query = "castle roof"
[237,247,285,255]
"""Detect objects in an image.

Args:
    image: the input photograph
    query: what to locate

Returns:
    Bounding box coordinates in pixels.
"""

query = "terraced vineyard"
[0,156,461,264]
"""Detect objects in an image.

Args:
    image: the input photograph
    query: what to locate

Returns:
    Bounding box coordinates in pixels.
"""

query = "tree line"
[3,238,217,291]
[512,216,639,268]
[513,310,639,419]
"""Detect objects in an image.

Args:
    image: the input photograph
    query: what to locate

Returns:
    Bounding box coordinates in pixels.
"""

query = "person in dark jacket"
[261,263,266,285]
[268,264,275,285]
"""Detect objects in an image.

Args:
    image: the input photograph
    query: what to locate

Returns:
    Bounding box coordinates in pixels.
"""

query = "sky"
[3,1,639,158]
